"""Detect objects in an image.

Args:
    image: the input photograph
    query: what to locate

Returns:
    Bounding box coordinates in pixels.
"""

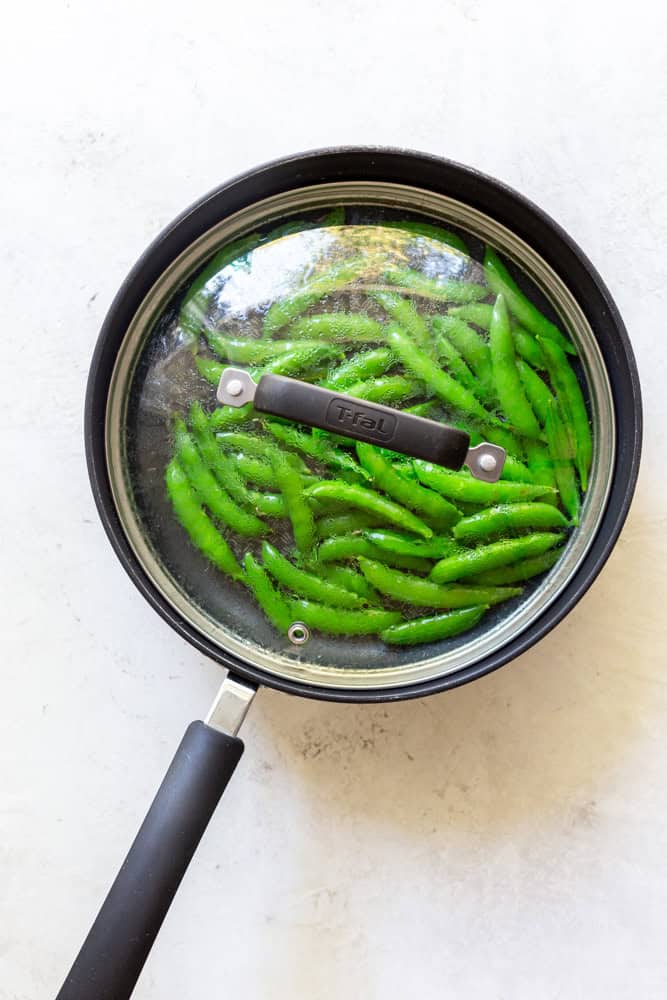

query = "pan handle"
[217,369,506,482]
[55,677,254,1000]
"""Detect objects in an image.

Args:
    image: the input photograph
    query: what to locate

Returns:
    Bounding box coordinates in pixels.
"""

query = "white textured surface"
[2,2,666,997]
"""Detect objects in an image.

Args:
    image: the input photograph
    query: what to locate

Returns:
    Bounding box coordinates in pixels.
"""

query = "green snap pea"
[286,312,385,343]
[466,547,563,585]
[205,336,326,365]
[387,326,498,424]
[271,451,315,553]
[165,460,243,579]
[358,559,522,608]
[196,356,224,386]
[381,220,469,255]
[538,337,592,492]
[430,532,561,584]
[284,599,400,636]
[435,334,484,399]
[524,441,559,504]
[484,247,576,355]
[432,315,494,398]
[243,552,293,632]
[208,403,255,430]
[356,443,460,530]
[516,360,554,426]
[257,343,343,377]
[414,461,556,504]
[173,419,266,537]
[305,481,434,539]
[344,375,423,406]
[261,541,363,609]
[447,303,494,328]
[371,291,431,346]
[213,431,308,472]
[316,535,433,573]
[364,530,460,559]
[234,455,279,490]
[544,398,580,525]
[248,492,287,518]
[325,348,395,390]
[265,422,369,481]
[380,606,488,646]
[489,294,542,440]
[382,269,488,303]
[452,503,569,542]
[403,400,439,418]
[513,328,547,370]
[316,564,381,603]
[262,259,365,337]
[315,512,382,539]
[447,306,548,369]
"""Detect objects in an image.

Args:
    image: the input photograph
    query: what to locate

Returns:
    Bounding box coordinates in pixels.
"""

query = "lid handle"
[217,368,505,481]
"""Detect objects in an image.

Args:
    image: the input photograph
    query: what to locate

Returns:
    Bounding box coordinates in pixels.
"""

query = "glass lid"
[106,183,614,689]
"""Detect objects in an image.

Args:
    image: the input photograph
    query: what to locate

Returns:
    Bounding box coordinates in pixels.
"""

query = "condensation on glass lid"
[121,213,592,681]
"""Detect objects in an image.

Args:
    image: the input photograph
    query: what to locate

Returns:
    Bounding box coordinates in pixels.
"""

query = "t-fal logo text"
[326,399,397,442]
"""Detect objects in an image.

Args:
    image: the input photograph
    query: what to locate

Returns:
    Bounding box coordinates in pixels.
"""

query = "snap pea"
[265,422,369,481]
[364,530,460,559]
[380,606,488,646]
[316,563,381,603]
[387,326,498,424]
[248,492,287,518]
[484,247,576,355]
[271,451,315,553]
[403,400,439,418]
[381,220,469,255]
[286,312,385,343]
[447,306,547,369]
[516,360,554,426]
[430,532,561,584]
[371,291,431,346]
[284,599,401,636]
[316,512,382,539]
[173,418,266,537]
[234,455,279,490]
[466,547,563,586]
[213,431,307,472]
[305,481,434,539]
[316,535,433,573]
[447,303,493,328]
[435,333,484,399]
[243,552,293,632]
[538,337,592,492]
[414,461,556,504]
[209,403,255,430]
[358,559,522,608]
[165,460,243,579]
[452,503,569,542]
[262,259,365,337]
[205,336,326,365]
[344,375,423,406]
[524,441,559,504]
[431,317,492,395]
[489,294,542,440]
[325,348,395,390]
[544,398,580,525]
[261,541,363,609]
[382,269,488,304]
[196,356,224,386]
[356,443,460,530]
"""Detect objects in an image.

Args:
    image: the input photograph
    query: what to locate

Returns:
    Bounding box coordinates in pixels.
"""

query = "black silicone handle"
[56,721,244,1000]
[254,374,470,468]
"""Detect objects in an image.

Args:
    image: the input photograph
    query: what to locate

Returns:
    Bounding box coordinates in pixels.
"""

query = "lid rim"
[85,147,642,703]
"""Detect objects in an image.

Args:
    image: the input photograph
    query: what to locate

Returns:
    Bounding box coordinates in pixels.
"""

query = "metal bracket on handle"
[464,442,507,483]
[217,368,257,407]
